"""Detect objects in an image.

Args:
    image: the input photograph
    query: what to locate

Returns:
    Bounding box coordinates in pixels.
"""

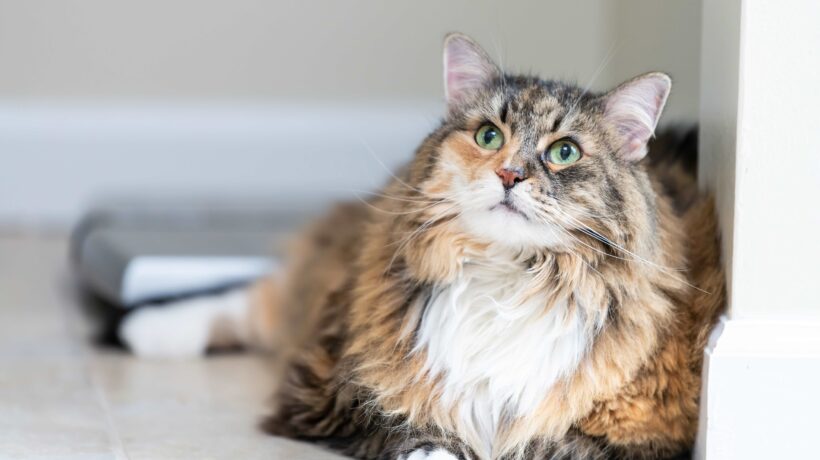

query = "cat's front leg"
[395,447,464,460]
[388,434,476,460]
[502,432,608,460]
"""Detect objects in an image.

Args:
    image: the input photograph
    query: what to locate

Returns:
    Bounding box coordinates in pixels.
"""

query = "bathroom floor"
[0,235,342,459]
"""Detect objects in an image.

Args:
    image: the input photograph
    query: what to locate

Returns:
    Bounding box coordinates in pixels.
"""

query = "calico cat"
[120,33,725,459]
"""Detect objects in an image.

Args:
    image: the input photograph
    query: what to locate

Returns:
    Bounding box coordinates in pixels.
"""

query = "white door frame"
[695,1,820,458]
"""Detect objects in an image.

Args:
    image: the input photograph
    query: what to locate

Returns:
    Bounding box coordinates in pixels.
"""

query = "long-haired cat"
[120,33,725,459]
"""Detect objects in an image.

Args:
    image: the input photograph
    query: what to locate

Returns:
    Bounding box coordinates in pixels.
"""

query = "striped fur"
[258,34,723,459]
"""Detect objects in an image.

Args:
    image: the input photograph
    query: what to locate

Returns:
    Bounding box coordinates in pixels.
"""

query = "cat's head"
[413,33,671,251]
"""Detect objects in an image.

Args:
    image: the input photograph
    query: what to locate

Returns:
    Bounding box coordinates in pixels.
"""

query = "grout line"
[58,261,132,460]
[85,359,131,460]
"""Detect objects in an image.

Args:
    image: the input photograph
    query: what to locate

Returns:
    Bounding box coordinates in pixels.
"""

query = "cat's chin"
[459,208,568,250]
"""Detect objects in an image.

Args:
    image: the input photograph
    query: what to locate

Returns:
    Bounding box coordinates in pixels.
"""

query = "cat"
[120,33,725,460]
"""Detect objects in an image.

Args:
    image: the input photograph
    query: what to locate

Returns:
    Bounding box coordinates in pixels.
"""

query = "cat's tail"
[118,277,284,358]
[118,202,365,358]
[647,125,699,212]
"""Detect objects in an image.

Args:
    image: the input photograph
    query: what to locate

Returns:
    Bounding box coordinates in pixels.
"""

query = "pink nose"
[496,167,525,190]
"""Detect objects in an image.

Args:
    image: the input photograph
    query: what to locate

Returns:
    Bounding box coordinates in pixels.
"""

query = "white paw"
[119,304,211,358]
[401,448,460,460]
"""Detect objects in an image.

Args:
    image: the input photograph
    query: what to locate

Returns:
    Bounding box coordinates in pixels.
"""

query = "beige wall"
[606,1,702,122]
[0,0,700,120]
[0,1,702,226]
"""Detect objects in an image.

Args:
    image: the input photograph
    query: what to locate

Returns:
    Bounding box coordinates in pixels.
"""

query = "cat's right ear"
[443,33,500,108]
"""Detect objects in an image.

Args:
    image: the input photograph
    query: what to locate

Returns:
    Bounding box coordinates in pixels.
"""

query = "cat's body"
[120,34,724,459]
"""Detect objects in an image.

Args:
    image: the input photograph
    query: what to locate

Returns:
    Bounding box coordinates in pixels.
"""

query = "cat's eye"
[474,124,504,150]
[546,140,582,166]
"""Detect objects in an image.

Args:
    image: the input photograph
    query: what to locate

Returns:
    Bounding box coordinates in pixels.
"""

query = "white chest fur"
[413,255,594,453]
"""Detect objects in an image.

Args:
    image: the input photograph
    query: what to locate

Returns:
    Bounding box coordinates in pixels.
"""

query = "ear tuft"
[603,72,672,162]
[443,33,500,107]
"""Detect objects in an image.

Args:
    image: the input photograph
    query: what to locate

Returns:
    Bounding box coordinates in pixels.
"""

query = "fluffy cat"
[120,33,724,459]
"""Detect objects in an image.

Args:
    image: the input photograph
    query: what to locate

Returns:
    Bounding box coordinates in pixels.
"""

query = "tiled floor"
[0,236,343,459]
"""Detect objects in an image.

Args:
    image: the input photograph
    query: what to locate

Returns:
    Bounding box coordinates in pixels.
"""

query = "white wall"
[699,0,820,319]
[605,0,702,122]
[0,1,702,228]
[729,1,820,318]
[698,0,742,318]
[696,1,820,458]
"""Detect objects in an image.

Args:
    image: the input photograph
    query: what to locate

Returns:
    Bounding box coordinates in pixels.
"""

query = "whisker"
[537,207,711,294]
[543,223,604,278]
[357,138,425,194]
[353,194,448,216]
[559,42,618,132]
[328,188,438,204]
[532,209,637,265]
[489,34,508,95]
[552,197,628,220]
[551,207,686,272]
[383,202,463,275]
[392,203,460,249]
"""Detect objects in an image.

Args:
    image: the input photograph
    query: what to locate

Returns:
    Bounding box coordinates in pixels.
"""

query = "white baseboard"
[695,315,820,459]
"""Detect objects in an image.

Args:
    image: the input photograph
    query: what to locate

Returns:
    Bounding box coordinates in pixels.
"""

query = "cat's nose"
[496,167,526,190]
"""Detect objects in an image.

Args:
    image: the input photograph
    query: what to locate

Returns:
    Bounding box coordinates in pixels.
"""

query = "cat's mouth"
[491,197,529,220]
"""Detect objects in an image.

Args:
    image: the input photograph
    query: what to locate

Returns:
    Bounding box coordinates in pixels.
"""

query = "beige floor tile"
[0,236,344,459]
[88,352,342,460]
[0,358,116,459]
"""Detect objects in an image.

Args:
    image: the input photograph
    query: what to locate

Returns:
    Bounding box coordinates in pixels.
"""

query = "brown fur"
[250,35,725,460]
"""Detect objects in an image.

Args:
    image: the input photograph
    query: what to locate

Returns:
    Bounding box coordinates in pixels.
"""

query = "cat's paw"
[119,304,210,358]
[399,448,461,460]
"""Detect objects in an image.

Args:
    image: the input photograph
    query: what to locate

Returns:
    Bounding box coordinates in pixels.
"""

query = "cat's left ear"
[602,72,672,162]
[443,33,500,108]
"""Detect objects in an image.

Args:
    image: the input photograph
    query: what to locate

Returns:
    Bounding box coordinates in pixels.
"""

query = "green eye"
[475,124,504,150]
[546,140,582,165]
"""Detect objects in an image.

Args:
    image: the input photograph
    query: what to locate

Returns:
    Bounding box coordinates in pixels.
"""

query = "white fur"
[120,289,251,358]
[413,247,598,456]
[452,169,568,250]
[401,448,460,460]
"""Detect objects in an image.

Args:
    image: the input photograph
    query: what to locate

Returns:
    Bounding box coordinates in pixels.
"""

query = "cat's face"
[417,34,671,251]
